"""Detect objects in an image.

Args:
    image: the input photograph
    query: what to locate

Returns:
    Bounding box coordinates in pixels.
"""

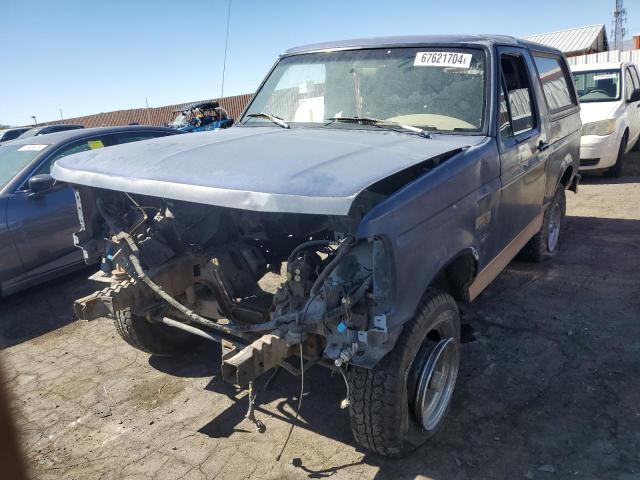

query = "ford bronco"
[52,35,580,457]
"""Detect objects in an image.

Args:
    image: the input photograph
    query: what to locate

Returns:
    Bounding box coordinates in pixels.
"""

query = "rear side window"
[116,131,172,144]
[500,53,535,136]
[532,55,575,112]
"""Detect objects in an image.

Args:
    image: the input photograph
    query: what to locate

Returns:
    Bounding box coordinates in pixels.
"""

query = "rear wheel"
[114,308,200,357]
[347,290,460,457]
[606,133,627,178]
[518,187,566,262]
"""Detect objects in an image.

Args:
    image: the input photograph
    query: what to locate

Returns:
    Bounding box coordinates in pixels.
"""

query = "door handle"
[537,140,550,152]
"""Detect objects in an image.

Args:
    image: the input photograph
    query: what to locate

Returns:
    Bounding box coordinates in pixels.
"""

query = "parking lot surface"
[2,156,640,480]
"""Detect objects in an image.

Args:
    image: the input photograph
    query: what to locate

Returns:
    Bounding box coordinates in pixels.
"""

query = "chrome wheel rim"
[413,337,459,431]
[547,203,562,252]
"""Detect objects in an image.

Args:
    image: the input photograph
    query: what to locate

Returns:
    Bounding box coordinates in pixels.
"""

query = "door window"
[116,131,172,144]
[532,55,575,112]
[500,54,535,136]
[31,136,114,178]
[625,68,635,100]
[498,82,514,137]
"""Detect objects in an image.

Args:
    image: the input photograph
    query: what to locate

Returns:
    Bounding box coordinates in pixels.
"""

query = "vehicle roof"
[570,61,630,72]
[4,125,177,147]
[284,34,563,55]
[22,124,83,132]
[2,127,30,133]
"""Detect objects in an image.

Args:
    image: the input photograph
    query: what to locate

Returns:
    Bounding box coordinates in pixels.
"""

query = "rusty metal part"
[119,235,279,335]
[74,279,137,320]
[74,254,197,321]
[222,333,291,387]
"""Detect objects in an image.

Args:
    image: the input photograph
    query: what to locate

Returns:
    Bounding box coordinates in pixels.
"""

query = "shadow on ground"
[0,267,96,349]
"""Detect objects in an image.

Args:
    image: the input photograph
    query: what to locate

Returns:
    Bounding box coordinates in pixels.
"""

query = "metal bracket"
[222,333,291,387]
[373,314,387,332]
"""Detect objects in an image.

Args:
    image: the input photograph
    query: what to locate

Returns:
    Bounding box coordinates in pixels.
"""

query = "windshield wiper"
[244,112,290,129]
[325,116,431,138]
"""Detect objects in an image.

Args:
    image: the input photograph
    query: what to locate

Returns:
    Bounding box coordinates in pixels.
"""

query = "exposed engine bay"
[74,186,399,386]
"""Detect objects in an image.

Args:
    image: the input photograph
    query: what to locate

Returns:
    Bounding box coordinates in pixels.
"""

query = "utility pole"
[611,0,627,51]
[220,0,232,99]
[59,108,64,121]
[145,97,152,125]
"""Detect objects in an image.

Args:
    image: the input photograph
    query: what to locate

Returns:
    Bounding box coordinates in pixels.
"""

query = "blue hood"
[52,126,484,215]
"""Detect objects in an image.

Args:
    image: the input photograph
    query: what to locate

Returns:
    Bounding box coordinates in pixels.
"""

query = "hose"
[159,317,223,343]
[121,235,277,334]
[286,239,336,265]
[309,236,356,297]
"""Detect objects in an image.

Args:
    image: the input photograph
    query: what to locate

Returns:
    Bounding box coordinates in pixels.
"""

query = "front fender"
[356,137,499,330]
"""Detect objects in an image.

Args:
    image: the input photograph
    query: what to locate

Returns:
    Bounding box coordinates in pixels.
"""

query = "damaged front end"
[73,186,398,387]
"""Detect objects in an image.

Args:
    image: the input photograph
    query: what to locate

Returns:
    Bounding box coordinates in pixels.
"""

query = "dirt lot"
[2,154,640,480]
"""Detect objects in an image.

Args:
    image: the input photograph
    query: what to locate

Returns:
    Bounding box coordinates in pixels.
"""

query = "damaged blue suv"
[53,35,580,457]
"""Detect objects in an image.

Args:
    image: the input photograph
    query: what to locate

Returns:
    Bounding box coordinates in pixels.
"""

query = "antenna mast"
[611,0,627,51]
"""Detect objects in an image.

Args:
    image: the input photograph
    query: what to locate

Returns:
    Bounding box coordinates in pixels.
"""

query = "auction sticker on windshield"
[18,144,48,152]
[414,52,472,68]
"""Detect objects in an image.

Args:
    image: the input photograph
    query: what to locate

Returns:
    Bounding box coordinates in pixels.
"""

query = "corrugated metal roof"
[522,25,607,55]
[40,93,253,128]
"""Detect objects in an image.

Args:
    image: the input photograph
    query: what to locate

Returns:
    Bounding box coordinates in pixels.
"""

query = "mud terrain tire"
[347,290,460,457]
[518,187,566,262]
[114,308,199,357]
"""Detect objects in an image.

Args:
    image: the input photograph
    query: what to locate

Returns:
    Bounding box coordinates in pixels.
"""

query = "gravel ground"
[1,152,640,480]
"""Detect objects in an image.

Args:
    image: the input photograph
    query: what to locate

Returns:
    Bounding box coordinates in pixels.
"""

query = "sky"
[1,0,638,126]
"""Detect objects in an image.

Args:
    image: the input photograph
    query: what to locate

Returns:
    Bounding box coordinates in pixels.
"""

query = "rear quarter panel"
[543,112,581,200]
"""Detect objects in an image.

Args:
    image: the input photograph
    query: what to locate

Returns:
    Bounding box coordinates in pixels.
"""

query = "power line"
[220,0,232,98]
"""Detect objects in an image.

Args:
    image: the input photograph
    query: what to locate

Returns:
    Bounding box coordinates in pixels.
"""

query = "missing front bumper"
[221,334,292,387]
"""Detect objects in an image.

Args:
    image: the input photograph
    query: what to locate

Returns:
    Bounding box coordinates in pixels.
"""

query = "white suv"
[572,62,640,177]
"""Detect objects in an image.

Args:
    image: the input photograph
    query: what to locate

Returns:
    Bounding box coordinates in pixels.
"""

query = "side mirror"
[628,89,640,103]
[28,174,56,197]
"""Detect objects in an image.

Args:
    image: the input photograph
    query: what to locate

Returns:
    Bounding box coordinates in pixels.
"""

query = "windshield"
[242,47,487,133]
[573,70,621,102]
[0,144,49,190]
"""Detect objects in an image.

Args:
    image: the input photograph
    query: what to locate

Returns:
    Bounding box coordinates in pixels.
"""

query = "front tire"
[518,187,566,262]
[114,308,200,357]
[606,133,627,178]
[347,290,460,457]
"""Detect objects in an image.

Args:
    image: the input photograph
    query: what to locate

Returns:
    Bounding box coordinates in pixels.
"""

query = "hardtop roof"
[284,34,564,56]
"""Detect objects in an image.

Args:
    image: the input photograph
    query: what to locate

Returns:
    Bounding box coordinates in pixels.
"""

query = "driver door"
[497,48,548,246]
[6,135,115,280]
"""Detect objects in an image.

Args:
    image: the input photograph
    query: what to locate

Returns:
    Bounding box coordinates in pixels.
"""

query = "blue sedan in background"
[0,125,180,295]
